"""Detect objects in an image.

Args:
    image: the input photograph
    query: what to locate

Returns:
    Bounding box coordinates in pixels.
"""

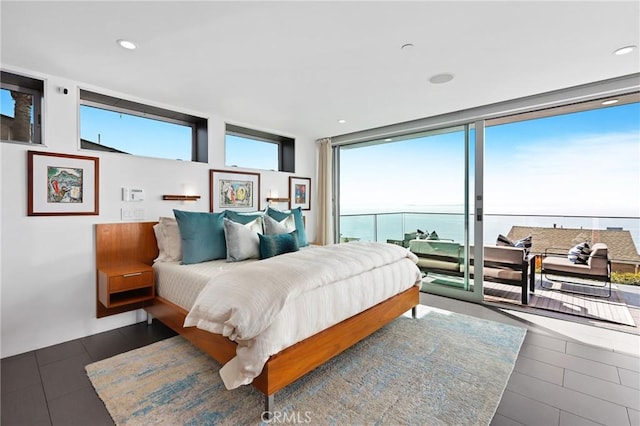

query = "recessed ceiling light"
[384,138,392,142]
[601,99,619,105]
[429,73,454,84]
[117,39,137,50]
[614,45,636,55]
[337,119,346,124]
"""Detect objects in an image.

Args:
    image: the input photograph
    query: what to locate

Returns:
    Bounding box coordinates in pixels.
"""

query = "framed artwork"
[210,169,260,212]
[289,176,311,210]
[27,151,99,216]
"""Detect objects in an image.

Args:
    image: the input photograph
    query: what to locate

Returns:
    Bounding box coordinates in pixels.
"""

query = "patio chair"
[540,242,611,297]
[409,239,534,304]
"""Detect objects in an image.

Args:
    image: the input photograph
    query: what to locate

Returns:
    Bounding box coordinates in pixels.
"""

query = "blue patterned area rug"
[86,306,526,425]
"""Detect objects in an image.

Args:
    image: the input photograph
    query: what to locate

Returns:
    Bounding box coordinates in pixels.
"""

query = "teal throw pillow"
[266,207,308,247]
[259,231,300,259]
[225,210,264,226]
[173,209,226,264]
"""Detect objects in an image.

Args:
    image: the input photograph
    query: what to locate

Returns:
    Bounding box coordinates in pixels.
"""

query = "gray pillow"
[153,217,182,262]
[263,214,296,235]
[223,217,263,262]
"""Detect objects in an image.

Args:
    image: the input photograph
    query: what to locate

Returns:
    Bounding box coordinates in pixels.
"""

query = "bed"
[95,218,422,416]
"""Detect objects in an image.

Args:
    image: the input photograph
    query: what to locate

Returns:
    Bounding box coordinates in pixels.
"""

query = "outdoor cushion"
[467,264,522,282]
[588,243,609,274]
[409,240,460,258]
[410,240,461,272]
[416,257,460,272]
[479,246,525,264]
[542,256,596,275]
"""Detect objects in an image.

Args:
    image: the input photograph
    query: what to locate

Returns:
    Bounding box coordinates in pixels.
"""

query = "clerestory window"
[79,90,208,162]
[225,123,295,172]
[1,70,44,144]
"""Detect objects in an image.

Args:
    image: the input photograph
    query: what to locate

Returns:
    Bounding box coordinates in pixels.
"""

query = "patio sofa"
[540,242,611,297]
[409,239,535,304]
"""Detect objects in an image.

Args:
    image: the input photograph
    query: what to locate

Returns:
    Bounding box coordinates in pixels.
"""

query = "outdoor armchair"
[540,243,611,297]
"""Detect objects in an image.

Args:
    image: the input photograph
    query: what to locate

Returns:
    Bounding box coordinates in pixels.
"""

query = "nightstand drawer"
[109,270,153,292]
[98,263,155,309]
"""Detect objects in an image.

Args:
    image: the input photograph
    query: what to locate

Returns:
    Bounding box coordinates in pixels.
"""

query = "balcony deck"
[481,275,639,332]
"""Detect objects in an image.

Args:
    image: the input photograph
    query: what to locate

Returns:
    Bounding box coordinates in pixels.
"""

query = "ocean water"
[339,212,640,253]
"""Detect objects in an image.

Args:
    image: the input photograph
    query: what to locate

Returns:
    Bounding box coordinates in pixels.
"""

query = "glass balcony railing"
[339,211,640,273]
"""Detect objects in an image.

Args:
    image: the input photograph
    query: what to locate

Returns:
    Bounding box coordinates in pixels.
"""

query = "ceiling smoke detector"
[429,73,454,84]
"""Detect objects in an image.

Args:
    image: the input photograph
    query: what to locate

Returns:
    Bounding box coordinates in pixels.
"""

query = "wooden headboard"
[95,222,159,318]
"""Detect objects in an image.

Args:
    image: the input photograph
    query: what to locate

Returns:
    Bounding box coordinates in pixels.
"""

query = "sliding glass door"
[333,76,638,305]
[337,123,483,302]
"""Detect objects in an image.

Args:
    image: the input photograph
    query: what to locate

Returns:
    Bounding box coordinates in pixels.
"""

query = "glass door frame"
[417,122,484,303]
[333,121,486,303]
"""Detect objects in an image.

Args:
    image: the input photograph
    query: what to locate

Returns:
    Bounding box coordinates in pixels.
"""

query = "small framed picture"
[27,151,99,216]
[210,169,261,212]
[289,176,311,210]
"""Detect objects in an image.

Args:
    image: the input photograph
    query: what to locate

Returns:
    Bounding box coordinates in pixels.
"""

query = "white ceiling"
[2,1,639,140]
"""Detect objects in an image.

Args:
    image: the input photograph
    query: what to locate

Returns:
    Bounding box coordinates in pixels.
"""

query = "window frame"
[1,70,44,145]
[225,123,295,172]
[79,89,208,162]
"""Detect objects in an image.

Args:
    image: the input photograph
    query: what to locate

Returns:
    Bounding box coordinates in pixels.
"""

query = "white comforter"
[184,242,422,389]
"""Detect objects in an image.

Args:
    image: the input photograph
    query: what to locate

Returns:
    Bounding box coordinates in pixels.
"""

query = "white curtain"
[316,138,334,245]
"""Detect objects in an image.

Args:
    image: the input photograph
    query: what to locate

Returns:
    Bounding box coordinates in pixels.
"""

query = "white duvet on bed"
[184,242,422,389]
[153,258,258,311]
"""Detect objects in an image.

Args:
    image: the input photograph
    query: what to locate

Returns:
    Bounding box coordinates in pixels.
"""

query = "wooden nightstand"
[98,262,155,309]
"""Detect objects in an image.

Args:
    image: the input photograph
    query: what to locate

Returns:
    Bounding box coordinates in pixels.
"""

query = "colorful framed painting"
[27,151,99,216]
[289,176,311,210]
[210,169,260,212]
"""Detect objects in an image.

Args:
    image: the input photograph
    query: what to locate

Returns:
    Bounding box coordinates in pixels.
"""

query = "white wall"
[0,67,317,358]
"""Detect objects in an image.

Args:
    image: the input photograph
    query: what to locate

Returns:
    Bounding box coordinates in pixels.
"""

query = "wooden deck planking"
[482,277,635,327]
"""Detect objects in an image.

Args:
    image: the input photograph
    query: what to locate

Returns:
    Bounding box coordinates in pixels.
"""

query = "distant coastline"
[339,209,640,253]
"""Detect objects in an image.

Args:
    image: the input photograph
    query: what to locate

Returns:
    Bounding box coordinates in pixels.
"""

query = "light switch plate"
[130,189,145,201]
[122,187,145,201]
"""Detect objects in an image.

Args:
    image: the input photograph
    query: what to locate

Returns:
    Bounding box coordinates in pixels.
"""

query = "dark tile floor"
[419,293,640,426]
[2,294,639,425]
[1,321,176,426]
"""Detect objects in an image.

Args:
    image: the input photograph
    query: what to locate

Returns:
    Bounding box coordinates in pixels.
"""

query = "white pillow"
[263,214,296,235]
[153,217,182,262]
[223,217,263,262]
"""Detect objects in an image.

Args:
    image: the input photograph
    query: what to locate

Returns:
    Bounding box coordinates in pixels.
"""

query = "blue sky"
[340,102,640,217]
[79,105,192,160]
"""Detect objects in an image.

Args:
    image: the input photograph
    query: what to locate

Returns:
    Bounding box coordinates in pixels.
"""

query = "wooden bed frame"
[95,222,420,415]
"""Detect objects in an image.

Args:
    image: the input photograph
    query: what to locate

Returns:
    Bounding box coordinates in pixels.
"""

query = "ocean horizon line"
[340,207,640,219]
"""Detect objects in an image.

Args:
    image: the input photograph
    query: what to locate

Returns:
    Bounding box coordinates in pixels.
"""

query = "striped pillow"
[568,242,591,264]
[514,235,532,256]
[427,230,440,240]
[497,234,532,256]
[496,234,514,247]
